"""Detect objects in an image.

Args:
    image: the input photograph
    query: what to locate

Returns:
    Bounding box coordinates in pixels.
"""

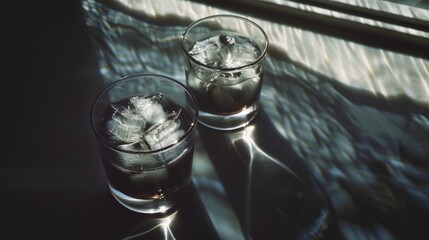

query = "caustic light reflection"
[221,125,332,239]
[122,211,178,240]
[240,126,300,179]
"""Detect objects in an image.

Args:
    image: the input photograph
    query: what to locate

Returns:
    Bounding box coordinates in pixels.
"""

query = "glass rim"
[181,14,269,71]
[90,73,199,155]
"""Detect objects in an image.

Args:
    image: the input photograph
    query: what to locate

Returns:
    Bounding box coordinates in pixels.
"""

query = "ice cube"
[188,34,260,69]
[117,139,150,151]
[211,75,261,111]
[111,104,147,128]
[117,152,158,169]
[129,93,169,125]
[188,35,223,67]
[143,109,187,150]
[230,36,260,67]
[186,66,221,99]
[116,139,158,168]
[188,35,237,68]
[106,104,146,143]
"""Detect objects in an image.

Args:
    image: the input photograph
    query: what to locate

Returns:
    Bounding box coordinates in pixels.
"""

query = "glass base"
[198,102,259,131]
[109,184,176,214]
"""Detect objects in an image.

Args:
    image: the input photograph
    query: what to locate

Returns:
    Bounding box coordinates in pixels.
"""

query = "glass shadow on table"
[197,108,341,240]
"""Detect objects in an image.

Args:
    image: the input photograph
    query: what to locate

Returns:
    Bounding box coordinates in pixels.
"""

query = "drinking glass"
[181,15,269,130]
[90,73,198,214]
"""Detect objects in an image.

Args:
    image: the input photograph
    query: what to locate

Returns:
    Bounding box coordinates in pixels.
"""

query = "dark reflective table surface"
[3,0,428,239]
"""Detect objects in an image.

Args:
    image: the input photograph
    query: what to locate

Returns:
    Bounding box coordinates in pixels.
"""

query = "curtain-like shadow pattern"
[83,0,429,239]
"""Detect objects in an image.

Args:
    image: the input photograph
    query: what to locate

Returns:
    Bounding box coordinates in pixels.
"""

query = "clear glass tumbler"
[181,15,269,131]
[90,73,198,214]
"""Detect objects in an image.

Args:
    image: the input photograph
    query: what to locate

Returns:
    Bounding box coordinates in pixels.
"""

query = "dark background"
[3,0,111,238]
